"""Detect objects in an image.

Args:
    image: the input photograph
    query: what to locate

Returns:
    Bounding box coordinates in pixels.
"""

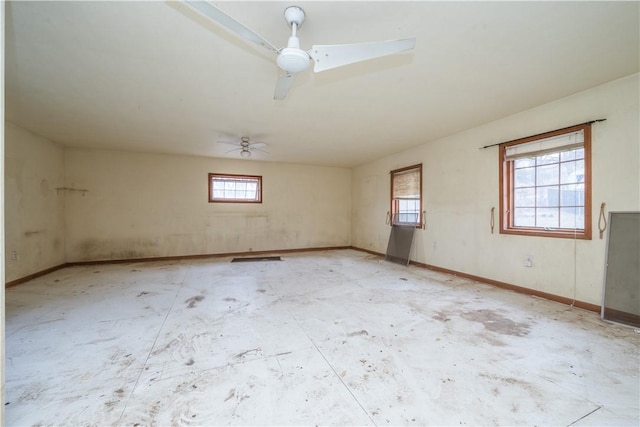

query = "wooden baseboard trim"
[67,246,352,266]
[5,264,68,288]
[351,246,600,313]
[5,246,353,287]
[6,246,602,314]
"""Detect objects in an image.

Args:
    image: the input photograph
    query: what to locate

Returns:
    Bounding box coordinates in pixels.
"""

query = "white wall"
[64,149,351,262]
[4,122,66,282]
[352,74,639,306]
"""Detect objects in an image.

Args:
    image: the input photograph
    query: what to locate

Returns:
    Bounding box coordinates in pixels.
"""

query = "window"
[500,123,591,239]
[209,173,262,203]
[390,164,422,227]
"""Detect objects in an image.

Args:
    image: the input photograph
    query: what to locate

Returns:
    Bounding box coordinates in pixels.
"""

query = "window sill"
[500,228,591,240]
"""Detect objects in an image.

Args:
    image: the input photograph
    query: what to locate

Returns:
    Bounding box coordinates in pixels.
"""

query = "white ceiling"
[5,1,639,168]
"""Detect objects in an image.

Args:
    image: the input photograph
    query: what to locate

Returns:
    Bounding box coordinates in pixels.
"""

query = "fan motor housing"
[277,47,310,73]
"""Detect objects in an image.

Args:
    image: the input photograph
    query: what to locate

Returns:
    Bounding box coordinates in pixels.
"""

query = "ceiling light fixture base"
[283,6,305,28]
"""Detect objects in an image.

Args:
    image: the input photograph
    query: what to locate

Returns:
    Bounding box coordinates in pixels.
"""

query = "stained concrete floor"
[4,249,639,426]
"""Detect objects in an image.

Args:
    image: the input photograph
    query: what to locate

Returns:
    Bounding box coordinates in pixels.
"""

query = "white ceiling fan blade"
[184,1,278,53]
[249,142,267,148]
[274,72,297,100]
[309,38,416,73]
[217,140,240,146]
[251,147,270,154]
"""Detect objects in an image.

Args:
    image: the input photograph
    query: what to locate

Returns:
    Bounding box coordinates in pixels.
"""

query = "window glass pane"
[514,167,535,188]
[514,157,535,168]
[536,186,559,207]
[396,198,419,224]
[573,148,584,160]
[536,208,559,228]
[514,208,535,227]
[560,184,584,206]
[514,188,535,207]
[560,161,576,184]
[536,164,559,186]
[574,160,584,183]
[536,152,560,165]
[560,207,584,229]
[560,148,584,162]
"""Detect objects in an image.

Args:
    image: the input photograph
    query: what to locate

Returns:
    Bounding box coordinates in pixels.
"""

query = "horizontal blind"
[505,130,584,160]
[393,167,420,198]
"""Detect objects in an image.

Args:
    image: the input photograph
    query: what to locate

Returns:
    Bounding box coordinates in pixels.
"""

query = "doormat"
[231,256,282,263]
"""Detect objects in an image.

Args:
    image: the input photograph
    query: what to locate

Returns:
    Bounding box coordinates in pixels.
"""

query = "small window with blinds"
[391,164,422,227]
[209,173,262,203]
[499,123,591,239]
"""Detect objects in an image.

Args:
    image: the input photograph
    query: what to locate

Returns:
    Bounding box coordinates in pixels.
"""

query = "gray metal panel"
[602,212,640,327]
[385,225,416,266]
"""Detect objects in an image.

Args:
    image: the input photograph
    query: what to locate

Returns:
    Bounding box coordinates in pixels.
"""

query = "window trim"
[499,123,592,239]
[390,164,423,228]
[208,173,263,203]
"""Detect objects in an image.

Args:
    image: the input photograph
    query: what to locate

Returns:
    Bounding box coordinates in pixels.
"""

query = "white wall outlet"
[524,256,533,267]
[433,241,438,251]
[11,250,17,261]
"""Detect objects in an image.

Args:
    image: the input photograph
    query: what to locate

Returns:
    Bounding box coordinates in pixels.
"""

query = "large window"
[390,164,422,227]
[500,123,591,239]
[209,173,262,203]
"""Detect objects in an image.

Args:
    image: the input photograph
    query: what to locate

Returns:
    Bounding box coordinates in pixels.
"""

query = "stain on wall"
[5,123,66,282]
[64,149,351,262]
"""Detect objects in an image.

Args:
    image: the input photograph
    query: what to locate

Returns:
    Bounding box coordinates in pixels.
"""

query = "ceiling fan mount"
[283,6,305,28]
[184,1,416,99]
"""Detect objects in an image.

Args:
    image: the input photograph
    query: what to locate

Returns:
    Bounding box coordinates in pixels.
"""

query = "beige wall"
[5,74,638,309]
[4,123,66,282]
[64,149,351,262]
[352,73,640,306]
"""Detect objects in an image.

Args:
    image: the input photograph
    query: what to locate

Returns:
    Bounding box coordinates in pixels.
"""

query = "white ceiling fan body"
[184,2,416,99]
[217,137,268,159]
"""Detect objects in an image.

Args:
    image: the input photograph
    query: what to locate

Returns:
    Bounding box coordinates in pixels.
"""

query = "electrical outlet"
[524,256,533,267]
[433,241,438,251]
[11,250,17,261]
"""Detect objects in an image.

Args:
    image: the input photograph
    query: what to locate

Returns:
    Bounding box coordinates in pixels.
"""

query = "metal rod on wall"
[479,119,606,150]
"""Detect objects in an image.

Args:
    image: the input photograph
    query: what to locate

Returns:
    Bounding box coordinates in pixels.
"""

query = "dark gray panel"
[231,256,282,263]
[602,212,640,327]
[385,225,416,266]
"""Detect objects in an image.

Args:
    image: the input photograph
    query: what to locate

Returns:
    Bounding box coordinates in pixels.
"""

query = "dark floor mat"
[231,256,282,263]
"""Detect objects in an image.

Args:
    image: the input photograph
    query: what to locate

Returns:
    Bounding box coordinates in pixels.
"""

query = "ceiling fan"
[184,1,416,99]
[217,136,268,158]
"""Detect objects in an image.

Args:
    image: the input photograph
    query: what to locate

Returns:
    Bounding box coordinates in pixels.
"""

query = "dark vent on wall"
[231,256,282,263]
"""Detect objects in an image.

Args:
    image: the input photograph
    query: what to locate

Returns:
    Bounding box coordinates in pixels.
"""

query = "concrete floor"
[4,249,639,426]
